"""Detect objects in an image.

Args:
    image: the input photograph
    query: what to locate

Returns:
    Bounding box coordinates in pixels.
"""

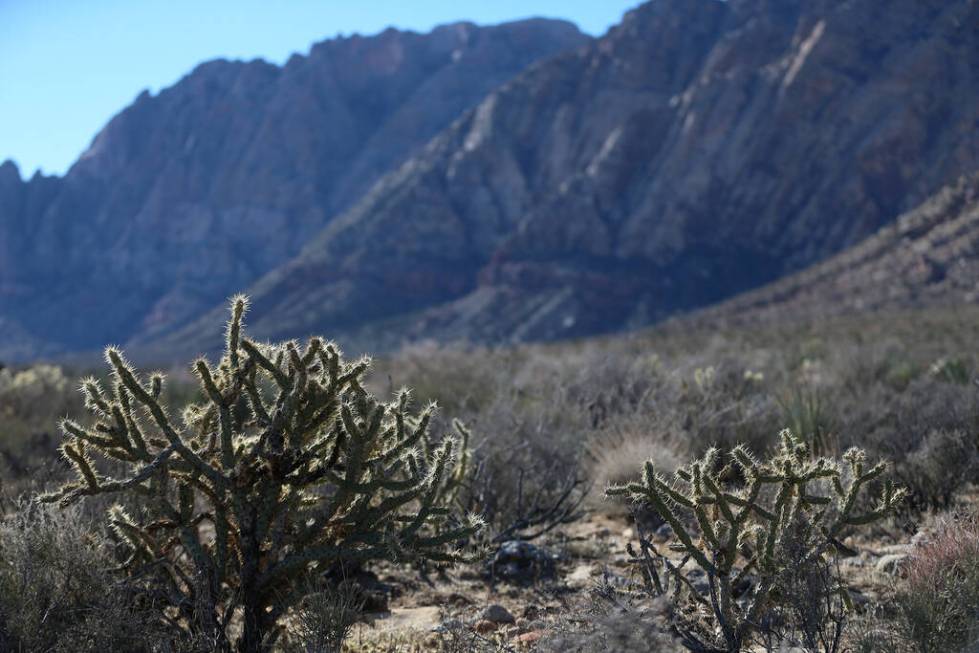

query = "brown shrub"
[897,511,979,652]
[0,501,169,652]
[586,428,684,517]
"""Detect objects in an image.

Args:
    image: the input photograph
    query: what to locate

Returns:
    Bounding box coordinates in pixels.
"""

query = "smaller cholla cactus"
[42,295,481,653]
[607,430,905,653]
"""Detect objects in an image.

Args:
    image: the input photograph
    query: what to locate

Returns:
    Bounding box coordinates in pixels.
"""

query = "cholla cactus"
[42,295,481,653]
[607,429,905,653]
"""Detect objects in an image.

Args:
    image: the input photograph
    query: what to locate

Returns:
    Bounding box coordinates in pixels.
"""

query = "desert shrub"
[895,512,979,652]
[828,339,921,392]
[279,575,364,653]
[608,430,906,653]
[777,386,834,456]
[0,363,75,419]
[853,378,979,515]
[928,356,971,385]
[466,444,587,546]
[844,606,909,653]
[41,295,480,653]
[860,377,978,442]
[417,348,602,545]
[758,512,848,652]
[436,374,587,547]
[0,363,83,477]
[387,339,790,543]
[375,343,519,417]
[672,361,781,458]
[889,428,978,514]
[0,501,170,652]
[540,604,678,652]
[587,428,685,517]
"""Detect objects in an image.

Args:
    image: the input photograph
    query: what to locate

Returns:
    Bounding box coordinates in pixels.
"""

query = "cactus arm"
[62,419,118,449]
[195,360,237,471]
[400,438,454,539]
[241,339,290,389]
[614,461,717,574]
[109,350,228,490]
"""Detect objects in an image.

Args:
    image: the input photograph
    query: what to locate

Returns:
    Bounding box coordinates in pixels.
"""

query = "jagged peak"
[0,12,591,359]
[599,0,729,51]
[0,159,22,184]
[623,0,728,25]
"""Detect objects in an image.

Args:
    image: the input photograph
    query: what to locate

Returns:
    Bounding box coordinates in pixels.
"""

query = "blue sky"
[0,0,638,178]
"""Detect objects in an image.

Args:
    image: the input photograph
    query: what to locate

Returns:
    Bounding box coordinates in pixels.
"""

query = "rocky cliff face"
[162,0,978,355]
[684,173,979,328]
[0,19,587,358]
[5,0,979,361]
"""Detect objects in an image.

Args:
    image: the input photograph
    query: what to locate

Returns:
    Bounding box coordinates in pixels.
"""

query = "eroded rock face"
[688,172,979,327]
[197,0,979,354]
[0,20,588,358]
[6,0,979,360]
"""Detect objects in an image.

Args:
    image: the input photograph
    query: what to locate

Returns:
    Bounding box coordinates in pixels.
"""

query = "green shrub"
[777,386,834,456]
[0,363,82,476]
[0,363,74,419]
[607,429,905,652]
[928,356,971,385]
[42,295,480,652]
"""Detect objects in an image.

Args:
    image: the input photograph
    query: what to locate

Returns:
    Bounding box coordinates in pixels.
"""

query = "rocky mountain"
[681,173,979,328]
[155,0,979,356]
[5,0,979,362]
[0,19,588,359]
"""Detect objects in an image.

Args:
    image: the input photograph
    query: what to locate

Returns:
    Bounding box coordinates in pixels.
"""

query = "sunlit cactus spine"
[42,295,482,653]
[607,429,906,653]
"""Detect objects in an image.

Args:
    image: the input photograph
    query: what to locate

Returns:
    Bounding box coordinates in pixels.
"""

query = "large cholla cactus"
[42,296,481,653]
[608,430,905,653]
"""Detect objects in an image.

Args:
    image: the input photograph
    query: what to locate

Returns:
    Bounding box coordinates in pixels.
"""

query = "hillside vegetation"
[1,304,977,651]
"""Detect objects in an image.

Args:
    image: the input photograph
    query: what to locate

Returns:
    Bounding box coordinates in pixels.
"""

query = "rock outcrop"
[684,173,979,328]
[0,19,587,358]
[5,0,979,360]
[174,0,979,354]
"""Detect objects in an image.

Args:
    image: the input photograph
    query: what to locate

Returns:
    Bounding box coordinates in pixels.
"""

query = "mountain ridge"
[0,17,589,360]
[679,172,979,329]
[4,0,979,362]
[153,0,979,357]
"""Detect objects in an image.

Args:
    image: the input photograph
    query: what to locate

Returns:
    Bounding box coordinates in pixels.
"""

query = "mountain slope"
[161,0,979,355]
[0,19,587,358]
[681,173,979,328]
